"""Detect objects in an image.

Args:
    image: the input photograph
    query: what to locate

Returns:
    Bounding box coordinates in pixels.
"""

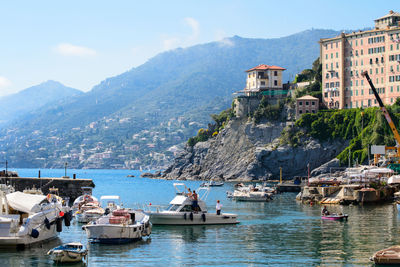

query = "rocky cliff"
[162,117,348,181]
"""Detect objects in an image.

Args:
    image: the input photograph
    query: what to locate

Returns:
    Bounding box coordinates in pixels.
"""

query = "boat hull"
[76,212,102,223]
[149,212,238,225]
[370,245,400,265]
[321,215,348,221]
[0,223,58,247]
[50,250,86,263]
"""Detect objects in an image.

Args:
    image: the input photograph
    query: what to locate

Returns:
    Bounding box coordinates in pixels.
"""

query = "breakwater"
[0,176,95,201]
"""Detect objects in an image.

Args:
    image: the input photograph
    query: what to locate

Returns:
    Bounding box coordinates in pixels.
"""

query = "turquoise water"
[1,168,400,266]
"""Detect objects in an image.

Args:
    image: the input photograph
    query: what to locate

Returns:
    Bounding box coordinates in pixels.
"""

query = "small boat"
[73,188,104,223]
[200,181,224,187]
[370,245,400,265]
[126,175,135,177]
[231,183,275,202]
[146,183,238,225]
[47,242,87,263]
[83,208,151,244]
[321,214,348,221]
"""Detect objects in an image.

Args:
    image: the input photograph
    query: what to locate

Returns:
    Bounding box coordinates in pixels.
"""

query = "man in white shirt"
[216,200,222,215]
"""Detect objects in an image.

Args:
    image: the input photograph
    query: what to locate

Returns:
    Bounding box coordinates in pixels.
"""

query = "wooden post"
[280,167,282,184]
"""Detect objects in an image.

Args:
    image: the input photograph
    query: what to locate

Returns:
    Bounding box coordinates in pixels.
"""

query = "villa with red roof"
[244,64,286,97]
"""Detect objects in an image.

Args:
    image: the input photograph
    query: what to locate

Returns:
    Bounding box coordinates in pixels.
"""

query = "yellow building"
[244,64,286,97]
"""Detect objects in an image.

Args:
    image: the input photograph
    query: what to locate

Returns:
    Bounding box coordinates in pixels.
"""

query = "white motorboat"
[47,242,87,263]
[147,183,238,225]
[0,191,69,247]
[231,183,275,202]
[200,181,224,187]
[73,190,103,223]
[83,208,151,244]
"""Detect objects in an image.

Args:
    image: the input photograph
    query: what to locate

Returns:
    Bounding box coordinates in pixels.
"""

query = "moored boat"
[147,183,238,225]
[321,214,348,221]
[200,181,224,187]
[83,208,151,244]
[47,242,87,263]
[370,245,400,265]
[0,191,69,247]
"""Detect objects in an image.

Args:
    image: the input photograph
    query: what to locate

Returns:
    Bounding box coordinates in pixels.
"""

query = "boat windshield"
[167,204,180,211]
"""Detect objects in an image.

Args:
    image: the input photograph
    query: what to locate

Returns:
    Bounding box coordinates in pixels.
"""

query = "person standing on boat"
[192,190,198,211]
[216,200,222,215]
[187,188,192,198]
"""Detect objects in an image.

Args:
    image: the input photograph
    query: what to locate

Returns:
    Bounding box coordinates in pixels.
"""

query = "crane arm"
[362,71,400,145]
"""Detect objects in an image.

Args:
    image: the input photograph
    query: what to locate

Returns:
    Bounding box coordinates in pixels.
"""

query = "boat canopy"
[170,195,189,205]
[6,192,48,214]
[100,195,120,201]
[388,175,400,184]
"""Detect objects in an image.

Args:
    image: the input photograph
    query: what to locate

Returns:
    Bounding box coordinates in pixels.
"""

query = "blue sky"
[0,0,398,96]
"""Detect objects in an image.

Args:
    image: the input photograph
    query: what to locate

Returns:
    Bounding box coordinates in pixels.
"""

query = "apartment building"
[320,10,400,109]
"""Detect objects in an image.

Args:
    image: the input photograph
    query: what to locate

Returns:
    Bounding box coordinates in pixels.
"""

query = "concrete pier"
[0,176,95,201]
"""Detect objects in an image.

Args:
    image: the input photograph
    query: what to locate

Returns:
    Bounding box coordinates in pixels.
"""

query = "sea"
[1,168,399,266]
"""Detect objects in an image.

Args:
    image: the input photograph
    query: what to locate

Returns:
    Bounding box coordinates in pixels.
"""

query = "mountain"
[0,29,341,169]
[0,80,82,125]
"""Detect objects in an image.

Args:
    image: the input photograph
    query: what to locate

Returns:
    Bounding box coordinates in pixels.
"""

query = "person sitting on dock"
[192,190,198,212]
[216,200,222,215]
[321,206,330,216]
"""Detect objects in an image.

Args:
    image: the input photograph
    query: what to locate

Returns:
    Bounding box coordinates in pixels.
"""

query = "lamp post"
[64,162,68,178]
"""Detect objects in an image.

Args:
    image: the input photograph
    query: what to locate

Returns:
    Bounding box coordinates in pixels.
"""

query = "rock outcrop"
[162,117,348,181]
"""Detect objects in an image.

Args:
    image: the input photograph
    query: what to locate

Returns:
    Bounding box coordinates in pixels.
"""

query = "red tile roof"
[246,64,286,72]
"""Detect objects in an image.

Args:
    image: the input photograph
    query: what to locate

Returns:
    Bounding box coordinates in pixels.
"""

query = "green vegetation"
[252,97,285,123]
[188,107,234,147]
[292,58,323,102]
[281,101,400,165]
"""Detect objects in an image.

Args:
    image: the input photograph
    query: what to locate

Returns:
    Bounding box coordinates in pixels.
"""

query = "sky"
[0,0,399,97]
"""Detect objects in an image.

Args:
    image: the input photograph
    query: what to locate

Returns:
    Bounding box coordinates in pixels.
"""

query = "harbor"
[1,168,400,266]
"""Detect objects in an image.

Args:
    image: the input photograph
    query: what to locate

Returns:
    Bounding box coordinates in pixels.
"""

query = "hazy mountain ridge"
[0,29,341,169]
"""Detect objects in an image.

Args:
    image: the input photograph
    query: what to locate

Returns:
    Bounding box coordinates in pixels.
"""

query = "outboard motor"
[64,211,71,227]
[104,208,110,215]
[130,212,135,222]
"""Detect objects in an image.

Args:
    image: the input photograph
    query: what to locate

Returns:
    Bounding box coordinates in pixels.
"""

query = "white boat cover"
[6,192,48,214]
[100,195,120,201]
[388,175,400,185]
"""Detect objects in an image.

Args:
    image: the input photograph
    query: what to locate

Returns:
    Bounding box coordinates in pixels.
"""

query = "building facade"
[320,11,400,109]
[296,95,319,119]
[244,64,286,97]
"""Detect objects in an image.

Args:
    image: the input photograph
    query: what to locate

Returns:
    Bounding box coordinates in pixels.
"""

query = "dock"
[276,183,302,193]
[0,176,95,202]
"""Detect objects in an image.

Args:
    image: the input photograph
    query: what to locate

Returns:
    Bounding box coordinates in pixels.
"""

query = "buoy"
[201,213,206,222]
[64,211,71,227]
[56,218,62,232]
[183,213,187,220]
[189,212,193,221]
[44,218,51,230]
[31,229,39,238]
[59,211,64,217]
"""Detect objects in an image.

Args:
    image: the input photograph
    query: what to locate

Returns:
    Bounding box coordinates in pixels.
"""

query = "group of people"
[187,187,223,215]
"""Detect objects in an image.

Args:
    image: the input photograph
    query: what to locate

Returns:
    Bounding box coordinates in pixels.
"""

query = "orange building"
[296,95,319,119]
[320,11,400,109]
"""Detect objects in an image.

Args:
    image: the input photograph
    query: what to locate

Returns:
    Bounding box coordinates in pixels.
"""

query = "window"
[311,101,315,106]
[305,101,309,106]
[274,80,278,86]
[299,101,303,106]
[261,81,265,86]
[311,110,316,113]
[370,58,373,64]
[274,71,278,76]
[299,110,303,114]
[336,52,338,58]
[180,205,194,212]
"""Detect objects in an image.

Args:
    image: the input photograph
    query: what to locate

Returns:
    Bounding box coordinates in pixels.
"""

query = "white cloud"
[162,37,180,51]
[215,30,234,47]
[0,76,11,88]
[184,17,199,41]
[54,43,96,56]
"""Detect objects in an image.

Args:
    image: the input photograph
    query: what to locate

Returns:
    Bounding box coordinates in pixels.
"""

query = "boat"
[370,245,400,265]
[230,183,275,202]
[146,183,238,225]
[126,175,135,178]
[200,181,224,187]
[321,214,348,221]
[47,242,87,263]
[0,191,70,247]
[83,208,151,244]
[72,188,104,223]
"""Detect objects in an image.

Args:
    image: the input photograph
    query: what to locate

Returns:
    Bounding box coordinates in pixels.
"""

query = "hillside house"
[296,95,319,119]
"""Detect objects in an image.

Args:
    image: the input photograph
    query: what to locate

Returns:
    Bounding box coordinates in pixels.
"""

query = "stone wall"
[0,176,95,202]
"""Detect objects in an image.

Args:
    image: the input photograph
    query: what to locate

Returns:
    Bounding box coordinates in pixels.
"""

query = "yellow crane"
[362,71,400,164]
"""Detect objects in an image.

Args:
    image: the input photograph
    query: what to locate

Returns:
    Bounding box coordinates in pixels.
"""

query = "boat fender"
[183,213,187,220]
[189,212,193,221]
[64,211,71,227]
[201,213,206,222]
[44,218,51,230]
[56,218,62,232]
[31,229,39,238]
